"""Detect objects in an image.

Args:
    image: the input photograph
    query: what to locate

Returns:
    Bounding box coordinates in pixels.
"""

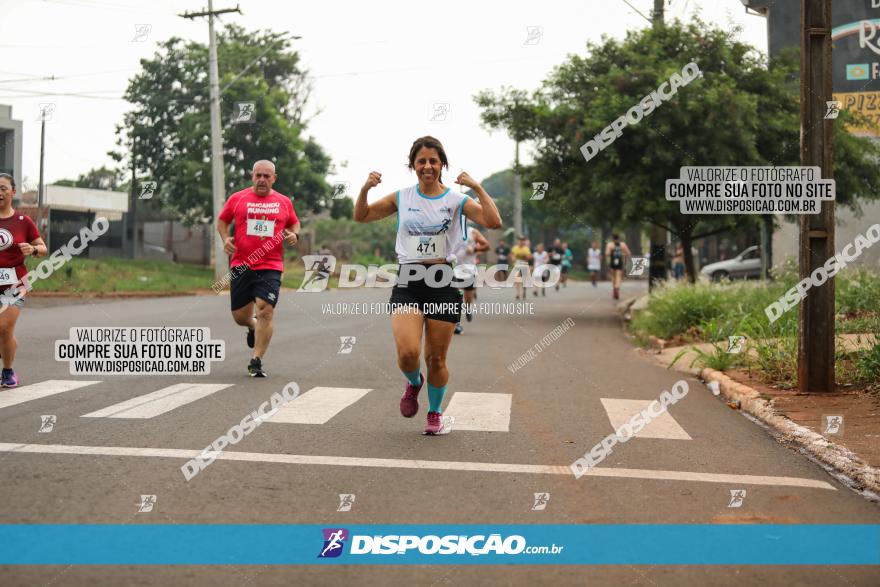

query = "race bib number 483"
[246,218,275,237]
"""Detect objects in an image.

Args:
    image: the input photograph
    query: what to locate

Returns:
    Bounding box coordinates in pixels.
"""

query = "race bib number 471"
[406,235,446,259]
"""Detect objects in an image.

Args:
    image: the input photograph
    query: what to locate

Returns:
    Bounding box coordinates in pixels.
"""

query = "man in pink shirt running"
[217,160,300,377]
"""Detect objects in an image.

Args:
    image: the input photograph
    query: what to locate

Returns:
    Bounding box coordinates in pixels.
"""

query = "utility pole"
[126,134,137,258]
[741,3,775,281]
[799,0,835,393]
[513,140,523,237]
[37,108,50,252]
[647,0,668,290]
[181,2,241,281]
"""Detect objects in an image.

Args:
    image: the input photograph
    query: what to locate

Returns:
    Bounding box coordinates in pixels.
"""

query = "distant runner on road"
[0,173,47,388]
[495,239,510,282]
[587,241,601,287]
[217,160,300,378]
[549,238,564,291]
[606,233,631,300]
[532,243,549,297]
[510,236,531,300]
[354,135,501,435]
[451,227,489,331]
[560,242,573,288]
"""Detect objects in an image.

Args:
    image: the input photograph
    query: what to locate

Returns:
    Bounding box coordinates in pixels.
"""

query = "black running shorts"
[230,266,282,311]
[389,263,462,324]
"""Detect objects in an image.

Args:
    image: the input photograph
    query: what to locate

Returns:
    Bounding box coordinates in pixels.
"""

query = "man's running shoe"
[1,368,19,388]
[424,411,446,435]
[454,323,463,335]
[246,328,255,349]
[248,357,267,377]
[400,373,424,418]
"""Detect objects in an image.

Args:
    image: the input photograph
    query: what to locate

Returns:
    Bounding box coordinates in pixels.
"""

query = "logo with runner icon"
[629,257,648,276]
[727,489,746,508]
[531,492,550,511]
[338,337,356,354]
[318,528,349,558]
[0,228,13,251]
[823,414,844,435]
[530,182,548,201]
[137,494,157,513]
[337,494,356,512]
[298,255,336,292]
[38,415,56,433]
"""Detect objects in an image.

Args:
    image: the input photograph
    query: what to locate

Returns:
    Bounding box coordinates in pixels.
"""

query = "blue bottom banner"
[0,524,877,565]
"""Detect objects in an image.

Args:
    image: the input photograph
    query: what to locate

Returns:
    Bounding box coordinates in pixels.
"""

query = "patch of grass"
[738,315,798,387]
[25,257,213,293]
[850,335,880,392]
[24,256,320,294]
[630,280,790,341]
[630,267,879,342]
[837,267,880,317]
[668,342,745,372]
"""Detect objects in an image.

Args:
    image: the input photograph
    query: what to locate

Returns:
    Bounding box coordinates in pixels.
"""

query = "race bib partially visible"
[405,234,446,259]
[246,218,275,237]
[0,268,16,286]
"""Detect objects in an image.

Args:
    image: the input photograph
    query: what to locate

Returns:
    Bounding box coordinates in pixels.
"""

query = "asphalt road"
[1,279,878,585]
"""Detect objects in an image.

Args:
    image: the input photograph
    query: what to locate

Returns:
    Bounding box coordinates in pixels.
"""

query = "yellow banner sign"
[833,91,880,135]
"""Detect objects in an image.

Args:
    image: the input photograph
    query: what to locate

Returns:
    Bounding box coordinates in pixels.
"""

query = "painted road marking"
[263,387,372,424]
[444,392,512,431]
[81,384,233,419]
[0,380,101,410]
[0,442,836,490]
[600,398,692,440]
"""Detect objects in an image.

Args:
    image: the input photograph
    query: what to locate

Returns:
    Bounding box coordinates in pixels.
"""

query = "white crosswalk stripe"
[444,392,512,432]
[600,398,692,440]
[0,380,101,410]
[262,386,372,424]
[81,383,233,419]
[5,380,516,432]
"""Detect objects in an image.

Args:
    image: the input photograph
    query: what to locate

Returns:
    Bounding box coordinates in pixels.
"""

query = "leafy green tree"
[477,169,586,245]
[476,19,880,282]
[330,196,354,220]
[54,166,122,190]
[113,25,333,223]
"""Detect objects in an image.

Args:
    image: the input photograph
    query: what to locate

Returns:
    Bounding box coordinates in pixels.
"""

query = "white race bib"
[405,235,446,260]
[246,218,275,237]
[0,268,17,286]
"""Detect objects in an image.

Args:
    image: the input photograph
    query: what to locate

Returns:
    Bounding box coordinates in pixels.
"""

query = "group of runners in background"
[496,234,633,300]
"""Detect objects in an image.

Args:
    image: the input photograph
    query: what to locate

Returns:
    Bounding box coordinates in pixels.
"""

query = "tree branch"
[689,225,737,240]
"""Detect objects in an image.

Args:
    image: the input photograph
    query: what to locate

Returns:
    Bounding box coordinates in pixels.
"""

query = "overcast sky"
[0,0,768,197]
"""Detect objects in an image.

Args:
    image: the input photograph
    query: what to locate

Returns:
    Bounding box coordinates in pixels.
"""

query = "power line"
[619,0,653,24]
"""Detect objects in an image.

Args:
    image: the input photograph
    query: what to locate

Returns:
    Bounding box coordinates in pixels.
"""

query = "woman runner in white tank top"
[354,136,502,435]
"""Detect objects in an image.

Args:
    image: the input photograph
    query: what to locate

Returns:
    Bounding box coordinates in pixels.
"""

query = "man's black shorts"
[389,264,462,324]
[230,266,282,311]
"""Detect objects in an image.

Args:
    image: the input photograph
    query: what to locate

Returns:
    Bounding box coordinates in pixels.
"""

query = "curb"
[30,291,201,299]
[699,367,880,495]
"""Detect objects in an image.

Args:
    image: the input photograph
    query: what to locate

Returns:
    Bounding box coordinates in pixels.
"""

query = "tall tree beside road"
[113,25,332,223]
[476,19,880,282]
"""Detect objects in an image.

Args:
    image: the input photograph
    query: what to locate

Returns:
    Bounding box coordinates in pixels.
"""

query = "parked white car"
[700,245,762,282]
